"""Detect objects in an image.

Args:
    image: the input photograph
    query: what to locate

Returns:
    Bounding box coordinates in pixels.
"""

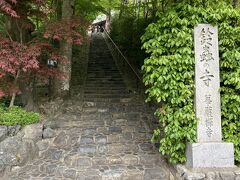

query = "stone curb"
[175,164,240,180]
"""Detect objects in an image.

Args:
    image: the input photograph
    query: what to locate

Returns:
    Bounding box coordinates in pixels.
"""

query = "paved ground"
[7,33,173,180]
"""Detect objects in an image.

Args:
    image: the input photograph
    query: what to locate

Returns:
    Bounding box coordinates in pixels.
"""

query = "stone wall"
[0,123,43,177]
[175,165,240,180]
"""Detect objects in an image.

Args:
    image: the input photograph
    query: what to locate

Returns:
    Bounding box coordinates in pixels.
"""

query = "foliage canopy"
[142,1,240,163]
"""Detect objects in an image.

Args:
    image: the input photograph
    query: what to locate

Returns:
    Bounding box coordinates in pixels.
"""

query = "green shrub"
[110,16,151,67]
[0,106,40,126]
[141,1,240,164]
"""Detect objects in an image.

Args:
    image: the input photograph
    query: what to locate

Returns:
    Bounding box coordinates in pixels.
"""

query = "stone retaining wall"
[0,123,42,176]
[175,165,240,180]
[0,122,58,178]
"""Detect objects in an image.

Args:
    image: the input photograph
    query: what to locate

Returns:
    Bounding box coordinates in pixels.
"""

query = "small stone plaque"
[194,24,222,142]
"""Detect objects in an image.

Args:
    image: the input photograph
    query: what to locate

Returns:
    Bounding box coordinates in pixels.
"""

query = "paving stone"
[112,119,127,126]
[124,143,139,152]
[95,135,107,144]
[44,148,63,160]
[73,157,92,168]
[81,136,94,144]
[120,132,133,141]
[43,127,56,139]
[55,166,65,177]
[122,155,138,165]
[108,134,119,143]
[77,176,100,180]
[144,168,169,180]
[84,102,96,107]
[139,142,154,151]
[123,170,143,180]
[37,140,50,151]
[53,132,68,148]
[108,144,124,153]
[92,157,107,166]
[98,145,108,154]
[98,108,108,113]
[109,127,122,133]
[97,127,109,134]
[79,145,96,154]
[64,155,74,166]
[102,169,124,180]
[107,155,122,164]
[45,164,57,175]
[82,128,96,136]
[139,155,161,165]
[63,169,77,179]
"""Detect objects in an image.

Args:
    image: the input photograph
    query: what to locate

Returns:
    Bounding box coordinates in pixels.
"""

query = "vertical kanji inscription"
[194,24,222,142]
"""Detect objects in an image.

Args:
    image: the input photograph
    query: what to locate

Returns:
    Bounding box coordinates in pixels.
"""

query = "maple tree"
[0,0,88,109]
[0,35,64,106]
[44,16,88,45]
[0,0,18,17]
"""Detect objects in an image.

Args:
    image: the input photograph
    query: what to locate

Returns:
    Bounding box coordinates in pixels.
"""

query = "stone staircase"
[7,33,173,180]
[84,36,130,103]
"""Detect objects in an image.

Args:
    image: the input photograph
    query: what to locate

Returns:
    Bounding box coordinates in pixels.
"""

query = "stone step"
[84,87,127,91]
[86,77,123,79]
[85,80,125,83]
[84,91,129,95]
[87,73,121,75]
[87,75,122,78]
[87,68,119,70]
[82,100,143,107]
[86,79,124,82]
[87,69,119,71]
[82,106,143,113]
[85,83,126,86]
[85,83,126,87]
[83,98,130,103]
[85,85,126,88]
[84,95,130,100]
[86,73,121,76]
[83,99,120,103]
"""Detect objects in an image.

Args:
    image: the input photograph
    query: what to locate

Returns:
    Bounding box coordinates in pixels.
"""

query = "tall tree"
[233,0,239,7]
[55,0,74,96]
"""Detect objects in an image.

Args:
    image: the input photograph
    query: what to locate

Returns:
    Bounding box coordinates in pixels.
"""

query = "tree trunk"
[19,80,39,112]
[105,9,111,32]
[9,70,20,107]
[55,0,74,97]
[143,0,147,18]
[134,0,138,17]
[119,0,125,18]
[5,6,38,110]
[137,0,141,19]
[233,0,238,8]
[151,0,157,18]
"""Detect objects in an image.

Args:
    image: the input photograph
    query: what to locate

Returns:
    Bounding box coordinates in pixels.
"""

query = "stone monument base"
[186,142,235,168]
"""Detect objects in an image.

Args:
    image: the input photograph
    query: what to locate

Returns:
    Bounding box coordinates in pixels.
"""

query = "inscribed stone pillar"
[186,24,234,168]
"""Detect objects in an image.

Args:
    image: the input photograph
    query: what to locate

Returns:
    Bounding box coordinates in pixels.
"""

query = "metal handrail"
[103,28,142,82]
